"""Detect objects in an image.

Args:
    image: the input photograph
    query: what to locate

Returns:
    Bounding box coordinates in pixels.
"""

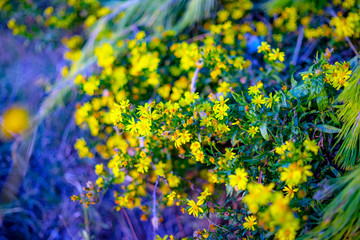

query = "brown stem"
[258,170,263,184]
[345,37,359,57]
[174,207,186,238]
[191,67,201,93]
[122,208,138,240]
[292,26,304,66]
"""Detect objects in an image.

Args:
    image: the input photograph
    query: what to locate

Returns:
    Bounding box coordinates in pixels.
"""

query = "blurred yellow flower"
[1,106,29,140]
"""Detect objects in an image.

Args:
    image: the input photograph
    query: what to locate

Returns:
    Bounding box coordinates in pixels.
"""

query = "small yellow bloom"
[248,85,261,96]
[197,188,212,205]
[243,215,257,231]
[229,168,248,191]
[187,199,204,217]
[126,118,138,135]
[303,138,320,155]
[135,156,151,174]
[251,95,266,108]
[257,41,271,53]
[96,177,104,188]
[268,48,285,62]
[95,163,104,175]
[247,126,259,138]
[167,192,177,201]
[283,185,299,199]
[265,92,280,108]
[280,163,313,186]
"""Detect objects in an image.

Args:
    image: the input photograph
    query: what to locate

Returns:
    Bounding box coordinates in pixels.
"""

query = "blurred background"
[0,27,201,240]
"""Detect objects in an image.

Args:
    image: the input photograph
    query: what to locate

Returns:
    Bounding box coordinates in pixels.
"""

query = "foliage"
[303,167,360,240]
[334,62,360,169]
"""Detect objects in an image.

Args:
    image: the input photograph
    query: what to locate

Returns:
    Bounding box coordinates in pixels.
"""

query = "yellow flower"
[74,138,91,158]
[156,234,174,240]
[172,130,191,148]
[251,95,266,108]
[280,163,313,186]
[183,91,200,105]
[94,43,115,68]
[194,150,205,163]
[7,18,16,29]
[243,215,257,231]
[217,81,231,95]
[283,185,298,199]
[301,73,313,82]
[135,156,151,174]
[202,229,209,238]
[285,140,295,151]
[265,92,280,108]
[44,6,54,17]
[248,85,261,96]
[330,16,354,39]
[257,41,271,53]
[137,103,151,116]
[74,74,84,85]
[83,76,100,95]
[96,177,104,188]
[136,119,152,136]
[268,48,285,62]
[243,183,274,213]
[229,168,248,191]
[0,106,29,140]
[224,148,236,161]
[167,173,181,188]
[95,163,104,175]
[85,15,97,28]
[324,62,352,90]
[167,192,177,201]
[187,199,204,217]
[213,102,229,120]
[154,161,166,177]
[210,24,222,34]
[247,126,259,138]
[303,138,319,155]
[135,31,146,40]
[275,225,298,240]
[126,118,138,135]
[197,188,212,205]
[275,145,287,155]
[190,141,201,154]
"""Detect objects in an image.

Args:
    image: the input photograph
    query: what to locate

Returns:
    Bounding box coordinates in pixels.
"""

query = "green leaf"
[316,89,328,111]
[82,230,90,240]
[231,130,240,146]
[289,84,309,100]
[327,111,340,125]
[260,123,269,141]
[316,124,341,133]
[329,166,342,177]
[231,92,243,104]
[308,76,324,101]
[226,183,234,197]
[290,73,297,88]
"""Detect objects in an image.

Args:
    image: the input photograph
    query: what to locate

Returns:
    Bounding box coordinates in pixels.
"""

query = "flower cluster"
[71,47,353,239]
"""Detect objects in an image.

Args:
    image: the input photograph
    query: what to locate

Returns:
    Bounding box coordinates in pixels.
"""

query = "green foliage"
[335,58,360,169]
[304,167,360,240]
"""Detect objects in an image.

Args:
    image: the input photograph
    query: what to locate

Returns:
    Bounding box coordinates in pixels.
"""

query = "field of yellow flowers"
[1,0,360,239]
